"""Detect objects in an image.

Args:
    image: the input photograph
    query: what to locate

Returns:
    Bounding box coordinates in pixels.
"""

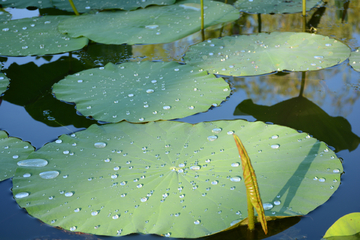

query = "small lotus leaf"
[234,0,322,14]
[13,120,342,238]
[184,32,350,76]
[0,66,10,96]
[52,61,230,123]
[0,130,34,181]
[324,213,360,239]
[349,48,360,72]
[0,0,53,9]
[0,16,88,56]
[57,0,240,45]
[53,0,176,12]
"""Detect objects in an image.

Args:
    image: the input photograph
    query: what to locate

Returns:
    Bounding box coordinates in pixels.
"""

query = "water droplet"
[22,46,28,49]
[163,106,171,110]
[74,208,81,212]
[63,150,69,154]
[165,232,171,237]
[94,142,106,148]
[141,197,148,202]
[91,211,99,216]
[211,180,218,185]
[263,203,274,210]
[39,171,59,179]
[212,128,222,133]
[271,135,279,139]
[188,106,195,109]
[146,89,154,93]
[12,155,19,159]
[65,192,74,197]
[274,200,281,205]
[227,130,234,135]
[325,43,332,47]
[231,162,240,167]
[70,226,77,231]
[190,165,201,170]
[230,177,241,182]
[318,177,326,182]
[194,220,201,225]
[271,144,280,149]
[236,210,241,215]
[207,135,218,141]
[112,214,120,219]
[137,184,143,188]
[333,169,340,173]
[15,192,29,199]
[145,25,159,29]
[23,173,31,178]
[139,117,145,121]
[111,174,118,179]
[174,68,179,71]
[314,55,324,59]
[17,159,48,167]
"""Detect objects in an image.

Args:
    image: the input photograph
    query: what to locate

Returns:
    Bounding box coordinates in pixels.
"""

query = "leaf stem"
[68,0,80,16]
[247,189,255,231]
[302,0,306,16]
[201,0,204,31]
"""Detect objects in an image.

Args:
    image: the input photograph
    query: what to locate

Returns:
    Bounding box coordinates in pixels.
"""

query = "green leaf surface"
[0,10,12,22]
[0,16,88,56]
[0,66,9,96]
[234,0,322,14]
[52,61,230,123]
[349,49,360,72]
[324,213,360,239]
[0,131,34,181]
[13,120,342,237]
[0,0,53,9]
[57,0,240,45]
[184,32,350,76]
[53,0,176,12]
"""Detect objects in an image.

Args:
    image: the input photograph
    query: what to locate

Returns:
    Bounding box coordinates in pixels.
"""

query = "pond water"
[0,1,360,239]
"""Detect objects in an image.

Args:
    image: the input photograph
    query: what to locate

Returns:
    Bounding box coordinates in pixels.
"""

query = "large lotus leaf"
[184,32,350,76]
[52,61,230,123]
[0,16,88,56]
[57,0,240,45]
[234,0,322,14]
[349,49,360,72]
[0,0,53,8]
[12,120,342,238]
[324,213,360,239]
[0,66,9,96]
[0,131,34,181]
[53,0,176,12]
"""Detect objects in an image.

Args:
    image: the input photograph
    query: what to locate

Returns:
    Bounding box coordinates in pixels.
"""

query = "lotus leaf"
[184,32,350,76]
[323,213,360,239]
[0,131,34,181]
[52,61,230,123]
[57,0,240,45]
[0,66,9,96]
[234,0,322,14]
[53,0,176,12]
[0,16,88,56]
[0,0,53,9]
[13,120,342,238]
[349,48,360,72]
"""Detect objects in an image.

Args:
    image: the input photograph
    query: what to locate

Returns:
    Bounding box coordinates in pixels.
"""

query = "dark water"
[0,1,360,240]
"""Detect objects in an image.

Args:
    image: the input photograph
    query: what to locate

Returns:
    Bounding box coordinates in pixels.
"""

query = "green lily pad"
[234,0,322,14]
[53,0,176,12]
[349,48,360,72]
[13,120,342,237]
[52,61,230,123]
[184,32,350,76]
[0,66,10,96]
[0,0,53,9]
[57,0,240,45]
[0,131,34,181]
[0,16,88,56]
[324,213,360,239]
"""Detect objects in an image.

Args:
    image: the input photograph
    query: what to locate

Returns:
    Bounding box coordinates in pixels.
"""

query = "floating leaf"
[57,0,240,45]
[0,131,34,181]
[0,0,53,9]
[0,16,88,56]
[349,48,360,72]
[323,213,360,239]
[52,61,230,123]
[13,120,342,238]
[53,0,176,12]
[184,32,350,76]
[234,0,322,14]
[233,134,267,234]
[0,66,9,96]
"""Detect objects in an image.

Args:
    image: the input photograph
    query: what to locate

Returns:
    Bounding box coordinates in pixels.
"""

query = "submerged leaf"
[52,61,230,123]
[184,32,350,76]
[349,48,360,72]
[13,120,342,237]
[0,16,88,56]
[57,0,240,45]
[233,134,267,234]
[53,0,176,12]
[234,0,322,14]
[0,131,34,181]
[324,213,360,239]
